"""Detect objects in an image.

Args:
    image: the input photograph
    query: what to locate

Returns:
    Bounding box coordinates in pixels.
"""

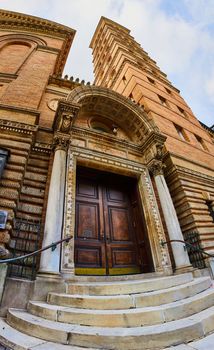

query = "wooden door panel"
[75,246,102,267]
[76,178,98,199]
[106,187,126,203]
[111,249,137,266]
[108,207,131,241]
[76,202,99,240]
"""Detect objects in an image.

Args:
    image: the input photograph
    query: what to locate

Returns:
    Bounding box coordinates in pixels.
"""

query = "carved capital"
[53,100,80,134]
[148,160,165,176]
[53,134,70,151]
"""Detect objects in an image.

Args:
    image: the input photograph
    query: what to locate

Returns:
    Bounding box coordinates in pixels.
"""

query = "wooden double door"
[74,167,153,275]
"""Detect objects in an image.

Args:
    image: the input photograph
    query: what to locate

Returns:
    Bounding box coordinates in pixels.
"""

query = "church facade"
[0,9,214,311]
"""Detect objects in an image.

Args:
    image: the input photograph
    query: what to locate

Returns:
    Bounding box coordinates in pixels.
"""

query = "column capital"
[148,160,165,176]
[53,133,70,152]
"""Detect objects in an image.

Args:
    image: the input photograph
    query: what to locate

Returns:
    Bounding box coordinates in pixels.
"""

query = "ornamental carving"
[53,100,80,134]
[148,160,165,177]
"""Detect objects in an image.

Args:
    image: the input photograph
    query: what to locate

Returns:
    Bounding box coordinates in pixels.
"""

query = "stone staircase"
[1,272,214,349]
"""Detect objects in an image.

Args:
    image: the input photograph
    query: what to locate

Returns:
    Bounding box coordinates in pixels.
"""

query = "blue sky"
[0,0,213,127]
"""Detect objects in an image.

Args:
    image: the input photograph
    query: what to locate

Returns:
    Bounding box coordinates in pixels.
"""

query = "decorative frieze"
[71,147,145,173]
[0,120,37,135]
[32,142,52,154]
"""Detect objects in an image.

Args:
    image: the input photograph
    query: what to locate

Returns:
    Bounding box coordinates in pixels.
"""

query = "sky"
[0,0,213,127]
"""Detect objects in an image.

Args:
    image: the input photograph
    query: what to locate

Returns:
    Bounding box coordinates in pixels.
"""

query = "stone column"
[39,137,68,275]
[150,161,192,271]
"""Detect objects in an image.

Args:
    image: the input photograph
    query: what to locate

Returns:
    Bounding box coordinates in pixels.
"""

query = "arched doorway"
[59,85,171,277]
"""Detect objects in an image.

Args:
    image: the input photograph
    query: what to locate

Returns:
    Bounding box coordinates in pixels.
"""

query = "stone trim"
[71,146,145,173]
[61,146,171,274]
[176,165,214,183]
[32,142,52,154]
[0,119,38,135]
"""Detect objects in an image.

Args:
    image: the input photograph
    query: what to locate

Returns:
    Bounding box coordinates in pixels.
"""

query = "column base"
[37,270,62,281]
[174,264,194,275]
[32,271,66,301]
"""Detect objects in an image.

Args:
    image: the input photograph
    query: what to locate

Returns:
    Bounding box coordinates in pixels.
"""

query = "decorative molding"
[176,165,214,183]
[0,119,38,135]
[32,142,52,154]
[37,45,60,54]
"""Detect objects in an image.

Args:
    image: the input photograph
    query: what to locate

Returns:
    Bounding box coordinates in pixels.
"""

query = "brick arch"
[0,34,47,75]
[0,33,47,47]
[67,85,158,144]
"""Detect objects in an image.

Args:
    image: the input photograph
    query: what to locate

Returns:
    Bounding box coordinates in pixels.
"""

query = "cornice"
[0,103,40,123]
[48,75,81,90]
[0,9,75,37]
[176,165,214,183]
[140,131,166,153]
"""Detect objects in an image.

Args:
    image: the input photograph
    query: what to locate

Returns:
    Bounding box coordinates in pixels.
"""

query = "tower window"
[122,76,127,84]
[195,135,208,151]
[147,77,155,84]
[206,200,214,222]
[158,95,168,107]
[177,106,188,118]
[174,124,189,141]
[165,87,172,94]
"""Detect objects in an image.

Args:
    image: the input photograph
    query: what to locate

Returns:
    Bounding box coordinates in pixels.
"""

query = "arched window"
[0,42,32,74]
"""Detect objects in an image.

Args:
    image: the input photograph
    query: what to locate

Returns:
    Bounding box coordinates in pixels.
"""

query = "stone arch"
[67,85,158,144]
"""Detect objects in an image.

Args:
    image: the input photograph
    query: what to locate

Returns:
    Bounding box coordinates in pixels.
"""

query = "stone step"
[28,287,214,327]
[6,306,214,349]
[48,277,211,309]
[66,272,193,296]
[68,271,164,282]
[165,332,214,349]
[0,318,98,350]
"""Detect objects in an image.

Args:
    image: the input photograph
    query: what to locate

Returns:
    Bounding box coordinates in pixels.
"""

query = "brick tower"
[90,17,214,257]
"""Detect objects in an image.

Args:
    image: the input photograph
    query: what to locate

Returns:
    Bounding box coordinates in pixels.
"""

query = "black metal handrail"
[161,239,214,258]
[0,236,72,264]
